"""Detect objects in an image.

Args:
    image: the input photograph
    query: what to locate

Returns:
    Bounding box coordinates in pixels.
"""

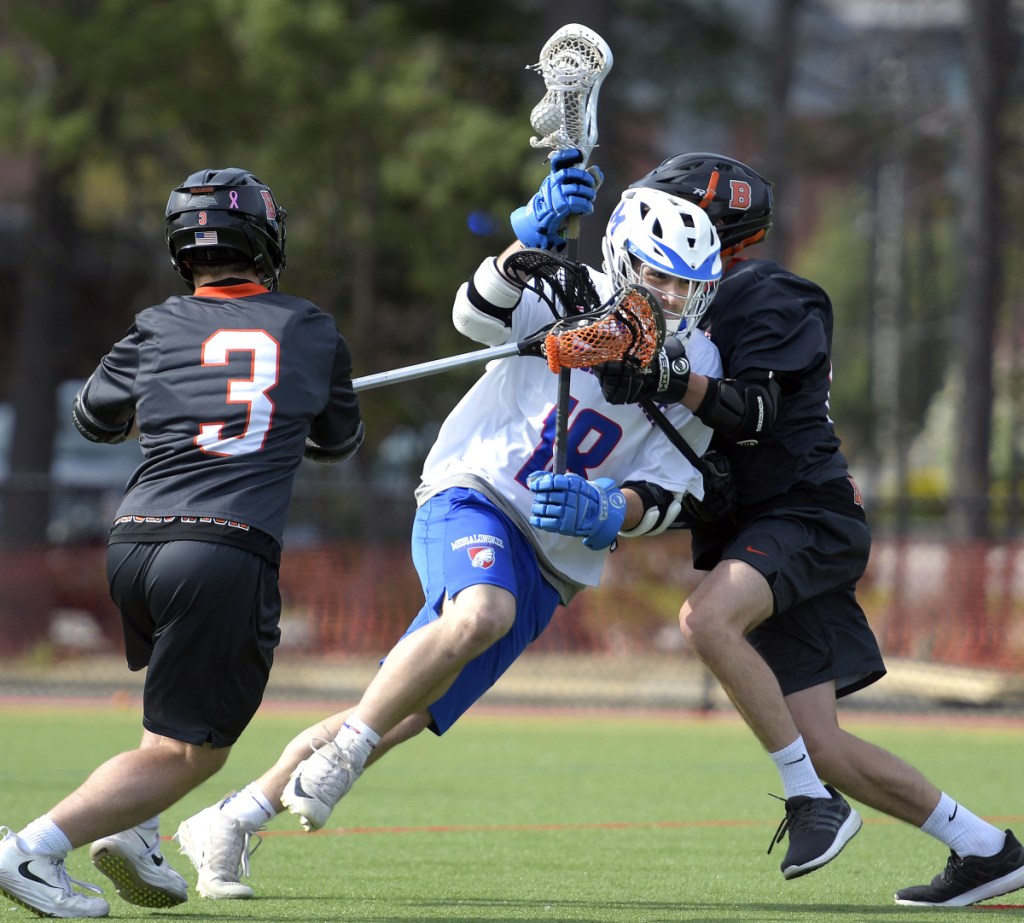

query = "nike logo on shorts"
[745,545,768,556]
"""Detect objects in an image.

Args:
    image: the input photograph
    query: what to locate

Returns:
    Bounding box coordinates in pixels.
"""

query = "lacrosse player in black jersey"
[0,168,363,918]
[595,153,1024,906]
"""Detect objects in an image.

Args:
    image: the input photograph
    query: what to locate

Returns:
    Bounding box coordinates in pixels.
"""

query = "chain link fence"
[2,482,1023,715]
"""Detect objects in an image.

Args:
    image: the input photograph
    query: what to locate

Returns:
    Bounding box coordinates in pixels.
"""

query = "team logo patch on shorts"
[468,546,496,569]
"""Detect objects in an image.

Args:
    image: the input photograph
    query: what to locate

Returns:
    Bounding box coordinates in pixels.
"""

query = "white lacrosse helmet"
[601,187,723,334]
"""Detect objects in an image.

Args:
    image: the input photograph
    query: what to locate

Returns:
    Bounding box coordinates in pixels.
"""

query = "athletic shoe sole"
[895,864,1024,907]
[90,844,186,908]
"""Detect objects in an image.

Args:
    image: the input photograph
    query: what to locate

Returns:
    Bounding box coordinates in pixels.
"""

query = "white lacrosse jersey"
[418,265,722,599]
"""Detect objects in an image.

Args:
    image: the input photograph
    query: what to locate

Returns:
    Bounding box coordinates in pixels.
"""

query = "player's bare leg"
[281,583,515,830]
[253,710,432,812]
[679,560,796,752]
[679,560,860,878]
[0,731,223,915]
[51,731,228,847]
[786,683,940,825]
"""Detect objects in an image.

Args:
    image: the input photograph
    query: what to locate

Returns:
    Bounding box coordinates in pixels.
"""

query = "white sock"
[769,736,830,800]
[17,815,72,858]
[220,784,276,832]
[335,717,380,772]
[921,793,1006,857]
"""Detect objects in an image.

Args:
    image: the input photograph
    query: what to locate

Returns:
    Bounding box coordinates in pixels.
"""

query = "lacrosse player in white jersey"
[175,150,724,898]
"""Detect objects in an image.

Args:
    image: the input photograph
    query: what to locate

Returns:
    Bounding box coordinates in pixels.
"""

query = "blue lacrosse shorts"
[399,486,562,734]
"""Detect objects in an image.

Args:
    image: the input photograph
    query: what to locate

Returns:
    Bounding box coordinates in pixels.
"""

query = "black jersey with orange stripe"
[76,279,362,547]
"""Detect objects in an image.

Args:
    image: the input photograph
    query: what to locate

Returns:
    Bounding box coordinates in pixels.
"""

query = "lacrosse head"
[601,187,722,336]
[544,284,666,374]
[527,24,613,162]
[502,247,602,319]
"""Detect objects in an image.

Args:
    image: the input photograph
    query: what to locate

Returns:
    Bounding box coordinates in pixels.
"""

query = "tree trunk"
[761,0,801,263]
[952,0,1012,539]
[0,169,76,548]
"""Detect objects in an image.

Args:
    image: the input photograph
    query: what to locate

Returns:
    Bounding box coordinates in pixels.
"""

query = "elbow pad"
[72,394,133,444]
[694,376,780,446]
[618,481,683,538]
[304,420,364,464]
[452,258,524,345]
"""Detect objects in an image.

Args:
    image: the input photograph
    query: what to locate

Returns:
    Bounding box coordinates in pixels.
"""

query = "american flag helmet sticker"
[194,231,219,245]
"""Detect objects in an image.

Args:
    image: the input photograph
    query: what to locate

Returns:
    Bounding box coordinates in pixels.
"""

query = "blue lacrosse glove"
[527,471,626,550]
[510,148,603,251]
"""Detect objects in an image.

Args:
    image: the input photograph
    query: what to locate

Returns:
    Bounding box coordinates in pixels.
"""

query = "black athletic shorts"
[714,478,886,699]
[107,539,281,747]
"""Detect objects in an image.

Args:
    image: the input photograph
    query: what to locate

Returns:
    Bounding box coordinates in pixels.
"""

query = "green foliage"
[791,182,959,478]
[0,0,542,443]
[790,186,874,463]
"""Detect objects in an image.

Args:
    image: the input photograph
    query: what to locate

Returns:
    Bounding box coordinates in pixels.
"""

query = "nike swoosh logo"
[18,861,58,890]
[133,828,163,865]
[783,754,807,766]
[948,804,958,822]
[292,777,313,799]
[746,545,768,556]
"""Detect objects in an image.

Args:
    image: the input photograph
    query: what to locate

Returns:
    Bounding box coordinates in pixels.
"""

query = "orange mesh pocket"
[544,287,662,372]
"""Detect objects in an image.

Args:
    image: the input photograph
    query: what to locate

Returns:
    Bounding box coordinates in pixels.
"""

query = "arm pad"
[618,481,683,537]
[304,420,365,464]
[452,257,524,345]
[72,393,134,444]
[694,376,780,445]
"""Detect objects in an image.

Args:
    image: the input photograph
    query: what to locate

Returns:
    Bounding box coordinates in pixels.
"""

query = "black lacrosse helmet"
[165,167,287,290]
[630,153,773,257]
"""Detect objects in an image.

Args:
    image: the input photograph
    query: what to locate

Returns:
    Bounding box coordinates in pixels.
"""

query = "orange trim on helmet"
[698,169,720,210]
[721,228,767,260]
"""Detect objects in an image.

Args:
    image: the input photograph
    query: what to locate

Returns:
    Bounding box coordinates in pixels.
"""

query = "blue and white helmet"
[601,187,722,334]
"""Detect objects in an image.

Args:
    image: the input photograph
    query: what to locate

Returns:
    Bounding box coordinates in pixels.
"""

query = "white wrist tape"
[618,492,682,538]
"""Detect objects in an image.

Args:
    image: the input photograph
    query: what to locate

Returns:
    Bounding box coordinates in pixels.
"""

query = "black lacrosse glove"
[596,337,691,405]
[678,451,738,526]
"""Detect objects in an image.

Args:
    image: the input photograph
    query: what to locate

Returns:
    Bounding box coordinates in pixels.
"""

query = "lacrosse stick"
[502,246,601,322]
[353,279,665,392]
[525,23,613,473]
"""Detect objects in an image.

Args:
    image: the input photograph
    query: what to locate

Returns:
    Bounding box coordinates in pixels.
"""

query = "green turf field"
[0,703,1021,921]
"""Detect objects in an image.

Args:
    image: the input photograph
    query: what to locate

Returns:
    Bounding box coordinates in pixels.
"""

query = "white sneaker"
[90,826,187,907]
[0,826,109,918]
[281,738,363,831]
[174,806,259,899]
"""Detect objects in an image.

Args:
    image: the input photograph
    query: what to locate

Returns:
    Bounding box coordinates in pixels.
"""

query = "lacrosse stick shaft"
[553,237,579,474]
[640,398,705,470]
[526,23,611,473]
[353,342,524,391]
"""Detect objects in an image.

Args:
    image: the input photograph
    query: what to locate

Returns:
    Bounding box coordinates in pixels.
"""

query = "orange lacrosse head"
[544,285,665,373]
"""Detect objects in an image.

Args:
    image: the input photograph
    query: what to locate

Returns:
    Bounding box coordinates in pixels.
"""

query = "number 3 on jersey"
[196,329,279,457]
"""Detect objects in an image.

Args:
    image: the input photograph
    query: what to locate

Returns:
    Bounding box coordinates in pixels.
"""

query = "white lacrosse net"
[528,24,613,160]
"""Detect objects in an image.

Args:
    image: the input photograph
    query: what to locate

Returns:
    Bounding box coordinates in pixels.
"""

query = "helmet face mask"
[601,187,723,335]
[165,168,287,291]
[629,152,773,257]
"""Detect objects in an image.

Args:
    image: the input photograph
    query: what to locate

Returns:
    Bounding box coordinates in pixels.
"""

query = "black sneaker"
[894,829,1024,907]
[768,784,862,879]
